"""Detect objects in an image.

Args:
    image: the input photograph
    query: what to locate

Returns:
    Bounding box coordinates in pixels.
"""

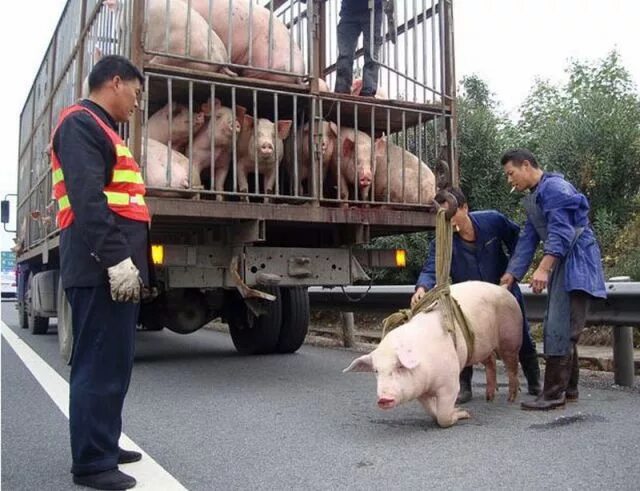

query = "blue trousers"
[66,284,138,476]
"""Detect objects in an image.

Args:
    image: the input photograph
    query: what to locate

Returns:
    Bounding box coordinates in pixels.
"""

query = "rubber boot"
[566,345,579,402]
[519,352,542,396]
[456,366,473,404]
[521,356,571,411]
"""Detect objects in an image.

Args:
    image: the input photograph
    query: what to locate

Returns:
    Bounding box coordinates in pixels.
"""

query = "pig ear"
[243,115,255,130]
[343,354,374,373]
[393,339,420,370]
[342,138,355,159]
[214,98,222,110]
[235,105,247,124]
[374,136,387,153]
[277,120,293,140]
[201,100,212,115]
[328,121,338,137]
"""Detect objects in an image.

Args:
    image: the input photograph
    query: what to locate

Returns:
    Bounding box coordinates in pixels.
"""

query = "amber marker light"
[151,245,164,265]
[395,249,407,268]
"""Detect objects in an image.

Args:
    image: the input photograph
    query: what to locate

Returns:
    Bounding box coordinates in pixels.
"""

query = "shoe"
[73,469,136,490]
[118,448,142,464]
[521,355,571,411]
[566,344,579,402]
[456,366,473,404]
[519,352,542,396]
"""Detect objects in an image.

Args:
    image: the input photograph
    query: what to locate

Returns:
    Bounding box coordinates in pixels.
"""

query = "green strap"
[382,208,475,363]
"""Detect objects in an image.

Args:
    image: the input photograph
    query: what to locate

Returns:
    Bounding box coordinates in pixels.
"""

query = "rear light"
[151,245,164,265]
[395,249,407,268]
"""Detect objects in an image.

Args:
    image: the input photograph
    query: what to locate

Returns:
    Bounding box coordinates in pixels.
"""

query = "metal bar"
[210,83,216,192]
[187,81,194,187]
[186,0,193,57]
[166,78,173,186]
[614,327,635,386]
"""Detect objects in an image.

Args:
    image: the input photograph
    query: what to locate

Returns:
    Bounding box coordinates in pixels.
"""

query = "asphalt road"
[2,299,640,491]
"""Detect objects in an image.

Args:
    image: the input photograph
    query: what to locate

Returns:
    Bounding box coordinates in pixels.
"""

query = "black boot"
[521,356,571,411]
[73,469,136,490]
[456,366,473,404]
[519,352,542,396]
[566,345,579,402]
[118,448,142,464]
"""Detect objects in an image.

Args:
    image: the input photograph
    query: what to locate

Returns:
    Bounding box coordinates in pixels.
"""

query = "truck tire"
[27,276,49,335]
[226,286,281,355]
[165,289,208,334]
[56,276,73,364]
[277,286,310,353]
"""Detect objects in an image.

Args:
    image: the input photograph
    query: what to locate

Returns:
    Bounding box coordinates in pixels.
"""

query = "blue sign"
[1,251,16,273]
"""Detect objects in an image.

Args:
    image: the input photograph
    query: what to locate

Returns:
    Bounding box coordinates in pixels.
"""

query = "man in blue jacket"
[500,148,606,411]
[412,188,541,403]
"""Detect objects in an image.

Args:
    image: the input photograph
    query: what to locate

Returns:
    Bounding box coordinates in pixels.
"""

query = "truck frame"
[6,0,457,358]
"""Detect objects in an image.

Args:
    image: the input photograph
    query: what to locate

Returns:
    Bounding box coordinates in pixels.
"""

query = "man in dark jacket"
[500,148,606,411]
[412,188,541,403]
[334,0,384,96]
[51,55,148,490]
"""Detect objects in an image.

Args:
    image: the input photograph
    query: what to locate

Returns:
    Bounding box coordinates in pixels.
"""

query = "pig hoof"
[455,410,471,420]
[485,391,496,402]
[221,67,238,77]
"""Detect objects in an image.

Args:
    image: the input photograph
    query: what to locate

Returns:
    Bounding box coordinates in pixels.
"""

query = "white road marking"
[1,320,188,490]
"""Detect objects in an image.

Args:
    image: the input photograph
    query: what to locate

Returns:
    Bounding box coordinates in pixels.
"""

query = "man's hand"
[530,266,550,294]
[411,286,427,308]
[107,257,142,303]
[500,273,515,289]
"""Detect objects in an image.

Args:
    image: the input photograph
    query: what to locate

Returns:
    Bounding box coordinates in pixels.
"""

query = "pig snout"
[194,112,205,125]
[359,169,373,188]
[259,141,274,156]
[377,397,396,410]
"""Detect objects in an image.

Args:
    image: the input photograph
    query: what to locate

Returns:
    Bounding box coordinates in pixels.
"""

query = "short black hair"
[500,148,539,168]
[435,187,467,208]
[88,55,144,93]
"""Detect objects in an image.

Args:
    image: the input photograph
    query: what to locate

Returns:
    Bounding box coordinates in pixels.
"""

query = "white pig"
[143,138,201,195]
[373,136,436,204]
[344,281,523,428]
[327,124,375,203]
[147,102,206,154]
[192,98,246,201]
[236,116,292,202]
[190,0,305,83]
[351,78,388,99]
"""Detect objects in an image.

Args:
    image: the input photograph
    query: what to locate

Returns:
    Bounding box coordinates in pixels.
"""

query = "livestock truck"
[3,0,457,359]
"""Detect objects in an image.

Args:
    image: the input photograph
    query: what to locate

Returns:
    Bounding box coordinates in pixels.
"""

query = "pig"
[327,124,375,203]
[143,138,201,195]
[189,0,305,83]
[343,281,523,428]
[236,115,292,202]
[191,99,246,201]
[147,102,206,154]
[104,0,234,75]
[373,136,436,205]
[284,120,336,197]
[351,78,388,99]
[81,47,103,99]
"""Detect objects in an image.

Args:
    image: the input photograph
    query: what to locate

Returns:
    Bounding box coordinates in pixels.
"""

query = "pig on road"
[344,281,523,428]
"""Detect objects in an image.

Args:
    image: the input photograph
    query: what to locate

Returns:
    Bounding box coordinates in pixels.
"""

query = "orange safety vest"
[51,104,150,228]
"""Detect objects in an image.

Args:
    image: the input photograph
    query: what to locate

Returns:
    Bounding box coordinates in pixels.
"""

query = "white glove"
[107,257,142,303]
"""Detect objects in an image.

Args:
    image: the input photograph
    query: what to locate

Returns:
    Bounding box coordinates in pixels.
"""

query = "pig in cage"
[140,73,448,207]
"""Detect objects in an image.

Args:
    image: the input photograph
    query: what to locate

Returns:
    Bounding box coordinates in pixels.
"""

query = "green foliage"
[374,51,640,284]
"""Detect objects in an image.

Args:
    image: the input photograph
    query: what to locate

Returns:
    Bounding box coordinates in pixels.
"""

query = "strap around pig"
[381,208,475,364]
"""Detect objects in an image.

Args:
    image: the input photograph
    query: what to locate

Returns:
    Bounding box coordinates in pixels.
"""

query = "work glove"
[107,257,142,303]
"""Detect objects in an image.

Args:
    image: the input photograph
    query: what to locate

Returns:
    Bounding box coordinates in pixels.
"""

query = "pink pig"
[192,98,246,201]
[344,281,523,428]
[327,124,375,203]
[236,115,292,202]
[147,102,206,154]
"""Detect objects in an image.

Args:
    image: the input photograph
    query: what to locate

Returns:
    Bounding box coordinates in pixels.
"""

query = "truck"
[2,0,457,360]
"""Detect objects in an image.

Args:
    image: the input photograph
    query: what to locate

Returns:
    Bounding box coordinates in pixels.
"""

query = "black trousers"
[66,284,138,475]
[334,8,383,95]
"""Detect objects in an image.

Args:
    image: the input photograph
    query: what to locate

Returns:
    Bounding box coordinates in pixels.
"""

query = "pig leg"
[482,353,498,401]
[263,169,278,203]
[213,165,229,202]
[417,394,438,419]
[500,349,521,403]
[338,174,350,207]
[434,389,471,428]
[236,160,250,202]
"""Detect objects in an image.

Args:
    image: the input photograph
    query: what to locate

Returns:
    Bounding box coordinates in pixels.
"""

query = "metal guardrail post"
[341,312,356,348]
[613,326,635,386]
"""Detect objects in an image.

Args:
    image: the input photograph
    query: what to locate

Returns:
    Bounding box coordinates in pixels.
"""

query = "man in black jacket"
[52,55,148,490]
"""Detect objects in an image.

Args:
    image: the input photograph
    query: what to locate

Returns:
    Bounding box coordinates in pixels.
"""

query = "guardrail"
[308,282,639,387]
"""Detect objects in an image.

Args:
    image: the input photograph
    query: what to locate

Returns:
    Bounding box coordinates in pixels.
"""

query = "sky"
[1,0,639,251]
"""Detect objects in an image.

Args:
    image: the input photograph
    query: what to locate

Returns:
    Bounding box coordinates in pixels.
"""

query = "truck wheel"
[27,276,49,335]
[277,287,310,353]
[165,289,208,334]
[56,276,73,364]
[226,286,281,355]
